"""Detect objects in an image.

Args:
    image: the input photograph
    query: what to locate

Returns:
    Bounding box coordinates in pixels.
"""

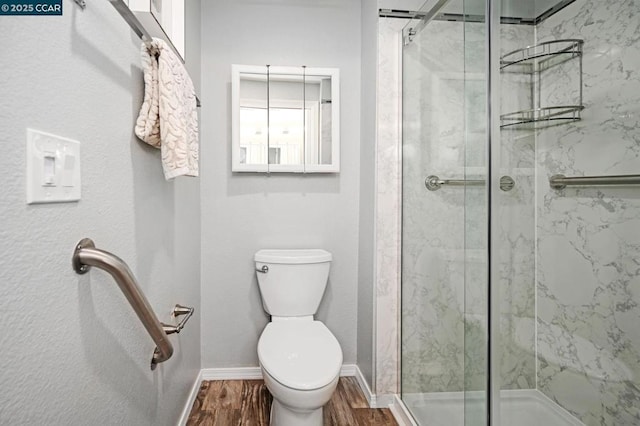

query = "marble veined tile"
[496,24,538,391]
[375,18,403,396]
[536,1,640,424]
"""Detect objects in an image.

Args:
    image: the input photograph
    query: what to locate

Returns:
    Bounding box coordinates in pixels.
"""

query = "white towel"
[135,38,199,180]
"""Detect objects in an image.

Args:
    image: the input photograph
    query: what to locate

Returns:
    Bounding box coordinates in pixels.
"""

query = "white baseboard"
[177,369,203,426]
[351,364,374,406]
[201,366,263,380]
[348,365,395,409]
[340,363,357,376]
[349,366,408,426]
[389,394,418,426]
[200,364,360,381]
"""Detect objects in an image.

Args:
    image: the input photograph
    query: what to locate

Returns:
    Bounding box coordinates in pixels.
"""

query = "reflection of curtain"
[321,103,332,164]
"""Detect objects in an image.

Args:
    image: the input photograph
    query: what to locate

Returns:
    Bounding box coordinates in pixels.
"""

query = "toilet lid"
[258,321,343,391]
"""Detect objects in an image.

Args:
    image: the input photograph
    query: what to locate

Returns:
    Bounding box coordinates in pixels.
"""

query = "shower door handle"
[425,175,515,192]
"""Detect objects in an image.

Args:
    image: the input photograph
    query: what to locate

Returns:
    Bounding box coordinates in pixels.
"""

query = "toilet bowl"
[254,249,342,426]
[259,319,342,425]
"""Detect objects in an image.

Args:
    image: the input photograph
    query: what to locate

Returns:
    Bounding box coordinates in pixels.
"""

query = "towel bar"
[74,0,202,107]
[550,174,640,190]
[105,0,202,107]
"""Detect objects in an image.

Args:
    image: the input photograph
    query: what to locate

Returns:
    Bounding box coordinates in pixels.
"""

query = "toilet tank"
[254,249,332,317]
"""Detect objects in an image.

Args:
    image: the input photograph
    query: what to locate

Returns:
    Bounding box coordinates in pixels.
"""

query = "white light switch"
[43,154,56,185]
[27,129,81,204]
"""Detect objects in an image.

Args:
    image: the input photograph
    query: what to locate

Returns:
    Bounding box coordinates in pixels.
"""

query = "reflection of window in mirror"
[237,74,268,166]
[239,105,268,164]
[232,65,339,172]
[239,101,318,166]
[268,147,281,164]
[268,107,304,165]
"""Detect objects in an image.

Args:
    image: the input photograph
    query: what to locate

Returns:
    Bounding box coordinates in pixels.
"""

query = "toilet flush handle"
[256,265,269,273]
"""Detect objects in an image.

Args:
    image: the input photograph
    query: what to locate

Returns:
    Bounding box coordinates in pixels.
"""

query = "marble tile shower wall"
[497,24,537,390]
[376,18,403,396]
[535,1,640,424]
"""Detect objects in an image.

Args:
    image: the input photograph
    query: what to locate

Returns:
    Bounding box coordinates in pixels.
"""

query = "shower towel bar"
[425,175,515,192]
[550,174,640,190]
[72,238,194,370]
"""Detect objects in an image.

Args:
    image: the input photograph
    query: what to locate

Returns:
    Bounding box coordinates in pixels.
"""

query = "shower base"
[403,389,584,426]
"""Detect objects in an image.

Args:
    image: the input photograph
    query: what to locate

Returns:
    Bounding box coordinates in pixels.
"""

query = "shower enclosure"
[399,0,640,425]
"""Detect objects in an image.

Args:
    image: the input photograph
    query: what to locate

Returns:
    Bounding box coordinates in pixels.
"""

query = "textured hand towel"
[135,38,199,180]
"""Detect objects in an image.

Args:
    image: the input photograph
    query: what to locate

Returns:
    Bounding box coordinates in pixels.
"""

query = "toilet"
[254,249,343,426]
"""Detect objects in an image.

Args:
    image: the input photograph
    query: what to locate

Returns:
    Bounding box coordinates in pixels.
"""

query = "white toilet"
[254,249,343,426]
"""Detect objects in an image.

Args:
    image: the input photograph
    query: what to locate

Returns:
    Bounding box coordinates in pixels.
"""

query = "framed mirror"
[231,65,340,173]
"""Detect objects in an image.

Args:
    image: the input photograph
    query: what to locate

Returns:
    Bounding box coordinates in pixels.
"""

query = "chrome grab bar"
[550,174,640,190]
[425,175,515,192]
[72,238,185,370]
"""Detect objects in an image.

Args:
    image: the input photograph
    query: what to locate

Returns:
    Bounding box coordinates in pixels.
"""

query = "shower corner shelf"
[500,39,584,129]
[500,105,584,129]
[500,39,583,71]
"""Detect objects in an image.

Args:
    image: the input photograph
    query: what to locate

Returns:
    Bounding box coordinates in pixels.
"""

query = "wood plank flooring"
[186,377,398,426]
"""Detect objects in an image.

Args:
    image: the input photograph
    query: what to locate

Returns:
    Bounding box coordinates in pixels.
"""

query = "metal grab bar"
[72,238,173,370]
[550,174,640,190]
[425,175,515,192]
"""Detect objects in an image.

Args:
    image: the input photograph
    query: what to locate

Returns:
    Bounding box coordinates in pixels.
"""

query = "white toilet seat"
[258,320,342,391]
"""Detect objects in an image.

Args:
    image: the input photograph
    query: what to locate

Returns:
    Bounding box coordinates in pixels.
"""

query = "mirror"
[232,65,340,173]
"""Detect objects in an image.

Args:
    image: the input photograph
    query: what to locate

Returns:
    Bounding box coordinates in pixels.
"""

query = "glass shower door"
[495,0,640,425]
[401,1,640,425]
[462,0,489,425]
[400,0,489,424]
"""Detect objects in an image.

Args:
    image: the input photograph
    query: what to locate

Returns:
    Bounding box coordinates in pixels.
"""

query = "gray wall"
[357,0,378,390]
[200,0,362,368]
[0,0,201,424]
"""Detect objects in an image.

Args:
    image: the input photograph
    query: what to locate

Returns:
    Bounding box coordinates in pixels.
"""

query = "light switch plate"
[26,129,81,204]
